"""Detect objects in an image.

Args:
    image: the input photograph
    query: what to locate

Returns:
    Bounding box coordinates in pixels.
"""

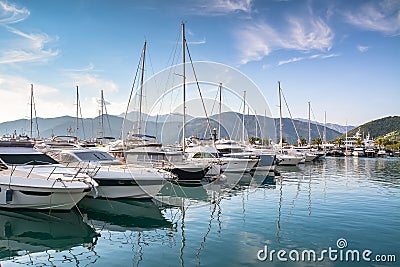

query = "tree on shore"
[313,137,322,148]
[335,137,343,147]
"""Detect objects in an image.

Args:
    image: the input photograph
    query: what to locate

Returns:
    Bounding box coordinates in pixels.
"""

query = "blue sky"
[0,0,399,126]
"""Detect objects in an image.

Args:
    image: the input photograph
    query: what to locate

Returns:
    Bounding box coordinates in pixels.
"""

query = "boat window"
[127,153,163,162]
[0,154,59,165]
[193,152,215,158]
[74,151,115,161]
[166,154,185,163]
[60,153,79,163]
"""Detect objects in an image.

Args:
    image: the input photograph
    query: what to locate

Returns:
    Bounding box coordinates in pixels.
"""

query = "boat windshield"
[192,152,217,158]
[74,151,115,162]
[0,153,59,165]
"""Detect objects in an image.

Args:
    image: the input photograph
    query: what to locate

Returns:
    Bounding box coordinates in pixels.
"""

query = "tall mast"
[218,82,222,140]
[264,109,267,146]
[308,101,311,146]
[97,90,104,140]
[242,90,246,143]
[182,22,186,153]
[76,85,79,136]
[278,81,283,152]
[101,90,104,137]
[138,41,146,135]
[323,111,326,144]
[345,121,348,154]
[255,110,258,139]
[30,84,33,139]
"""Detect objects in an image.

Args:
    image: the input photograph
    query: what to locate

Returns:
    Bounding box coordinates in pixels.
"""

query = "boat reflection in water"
[0,209,98,262]
[78,198,176,231]
[154,170,278,208]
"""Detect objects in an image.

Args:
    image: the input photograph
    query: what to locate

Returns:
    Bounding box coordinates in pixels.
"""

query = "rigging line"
[209,84,220,116]
[310,106,322,140]
[185,41,213,139]
[280,87,300,142]
[78,97,86,140]
[103,95,113,137]
[166,30,181,68]
[120,46,144,140]
[32,93,40,137]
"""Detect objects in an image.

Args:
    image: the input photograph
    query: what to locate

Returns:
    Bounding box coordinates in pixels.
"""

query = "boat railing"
[9,162,100,181]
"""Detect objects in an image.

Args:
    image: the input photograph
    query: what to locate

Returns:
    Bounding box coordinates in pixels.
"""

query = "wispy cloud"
[344,0,400,36]
[357,45,369,53]
[63,63,103,72]
[187,37,206,45]
[278,57,306,66]
[191,0,252,16]
[0,26,59,64]
[236,15,334,64]
[278,53,339,66]
[0,2,59,64]
[0,1,29,24]
[67,72,118,94]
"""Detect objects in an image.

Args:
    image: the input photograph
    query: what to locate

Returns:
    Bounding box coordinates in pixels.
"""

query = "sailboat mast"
[218,82,222,140]
[308,101,311,146]
[323,111,326,144]
[98,89,104,139]
[242,90,246,144]
[30,84,33,139]
[345,122,348,154]
[138,41,146,135]
[182,22,186,153]
[278,81,283,152]
[76,86,79,136]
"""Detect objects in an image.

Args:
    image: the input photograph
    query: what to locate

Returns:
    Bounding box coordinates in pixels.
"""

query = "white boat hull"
[86,167,167,199]
[221,158,258,173]
[276,154,303,166]
[0,177,91,210]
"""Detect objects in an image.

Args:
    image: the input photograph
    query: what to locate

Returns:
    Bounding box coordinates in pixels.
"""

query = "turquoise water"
[0,157,399,266]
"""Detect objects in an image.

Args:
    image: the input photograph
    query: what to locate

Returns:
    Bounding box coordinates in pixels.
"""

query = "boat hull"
[221,158,258,173]
[0,179,90,210]
[276,155,303,166]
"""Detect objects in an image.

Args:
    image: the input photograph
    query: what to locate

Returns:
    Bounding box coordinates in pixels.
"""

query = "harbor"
[0,156,398,266]
[0,1,399,266]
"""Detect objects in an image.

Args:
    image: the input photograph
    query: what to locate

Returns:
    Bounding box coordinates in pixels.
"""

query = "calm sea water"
[1,157,399,266]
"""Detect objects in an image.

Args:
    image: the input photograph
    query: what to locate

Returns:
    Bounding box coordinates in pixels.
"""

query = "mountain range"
[0,112,343,145]
[294,118,356,133]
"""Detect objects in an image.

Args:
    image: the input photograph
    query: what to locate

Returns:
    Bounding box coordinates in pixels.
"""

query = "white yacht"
[0,142,97,210]
[352,147,365,157]
[276,152,304,166]
[48,149,174,199]
[214,139,259,173]
[125,145,211,183]
[185,144,223,177]
[377,149,387,157]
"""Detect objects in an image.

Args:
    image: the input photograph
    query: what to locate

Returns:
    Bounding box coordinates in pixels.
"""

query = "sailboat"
[275,82,303,166]
[123,30,211,183]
